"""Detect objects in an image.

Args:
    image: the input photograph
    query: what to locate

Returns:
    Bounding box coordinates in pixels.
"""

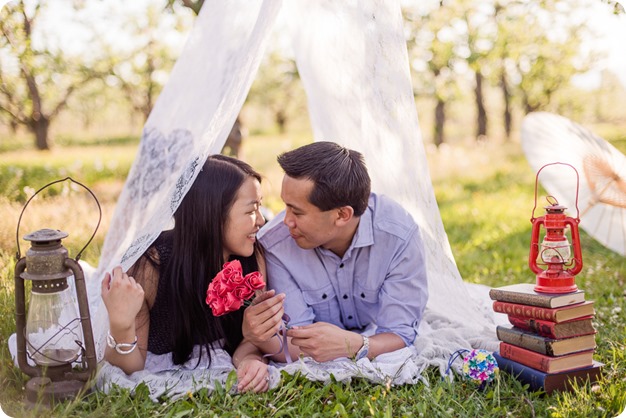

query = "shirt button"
[339,263,344,268]
[343,294,348,299]
[322,294,327,299]
[348,315,353,320]
[361,293,365,298]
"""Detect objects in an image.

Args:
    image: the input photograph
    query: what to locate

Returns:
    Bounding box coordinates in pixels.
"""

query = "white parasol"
[521,111,626,256]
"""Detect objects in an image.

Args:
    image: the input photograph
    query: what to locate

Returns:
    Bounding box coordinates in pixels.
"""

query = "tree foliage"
[103,6,181,122]
[404,0,601,145]
[167,0,204,16]
[0,0,620,150]
[247,52,305,134]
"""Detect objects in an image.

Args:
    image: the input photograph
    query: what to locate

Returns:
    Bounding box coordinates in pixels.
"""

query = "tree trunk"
[434,98,445,147]
[31,117,50,150]
[276,111,287,134]
[475,71,487,140]
[222,118,243,158]
[500,71,512,140]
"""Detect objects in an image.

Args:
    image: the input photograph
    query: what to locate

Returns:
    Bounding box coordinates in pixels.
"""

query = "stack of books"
[489,283,603,394]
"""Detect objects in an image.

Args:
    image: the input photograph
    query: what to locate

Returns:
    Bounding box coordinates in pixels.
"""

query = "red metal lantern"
[529,163,583,294]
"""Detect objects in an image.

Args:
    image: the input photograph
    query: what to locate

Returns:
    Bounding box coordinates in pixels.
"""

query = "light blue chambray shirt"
[258,193,429,347]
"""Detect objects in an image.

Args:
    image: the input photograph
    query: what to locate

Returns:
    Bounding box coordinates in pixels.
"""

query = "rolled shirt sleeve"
[373,225,428,346]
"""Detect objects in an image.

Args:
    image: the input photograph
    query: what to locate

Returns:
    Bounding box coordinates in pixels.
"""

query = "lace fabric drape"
[86,0,500,399]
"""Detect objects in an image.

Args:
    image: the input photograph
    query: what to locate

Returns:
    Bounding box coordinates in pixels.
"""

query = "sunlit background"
[1,0,624,152]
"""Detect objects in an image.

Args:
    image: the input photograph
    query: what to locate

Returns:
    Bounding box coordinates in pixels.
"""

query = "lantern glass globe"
[540,236,572,264]
[25,286,83,366]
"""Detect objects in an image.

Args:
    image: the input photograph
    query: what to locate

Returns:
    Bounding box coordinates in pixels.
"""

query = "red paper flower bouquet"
[205,259,265,316]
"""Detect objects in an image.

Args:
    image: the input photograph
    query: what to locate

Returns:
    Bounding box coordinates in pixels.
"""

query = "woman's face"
[222,177,265,260]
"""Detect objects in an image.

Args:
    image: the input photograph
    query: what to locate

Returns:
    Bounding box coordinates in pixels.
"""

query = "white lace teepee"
[88,0,499,399]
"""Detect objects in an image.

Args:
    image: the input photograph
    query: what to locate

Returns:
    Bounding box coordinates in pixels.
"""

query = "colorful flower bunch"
[205,260,265,316]
[462,349,499,386]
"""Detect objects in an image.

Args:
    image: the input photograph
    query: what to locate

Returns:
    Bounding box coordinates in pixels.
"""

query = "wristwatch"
[355,335,369,360]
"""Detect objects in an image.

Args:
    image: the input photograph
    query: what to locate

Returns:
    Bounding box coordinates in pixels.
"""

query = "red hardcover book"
[493,301,594,323]
[508,315,596,339]
[499,342,594,373]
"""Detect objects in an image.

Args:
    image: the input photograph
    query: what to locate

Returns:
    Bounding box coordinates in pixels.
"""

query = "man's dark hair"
[277,141,371,216]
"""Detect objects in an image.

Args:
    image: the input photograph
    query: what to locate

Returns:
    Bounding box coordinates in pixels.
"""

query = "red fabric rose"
[207,294,226,316]
[234,285,255,300]
[245,271,265,291]
[221,260,245,285]
[224,292,243,312]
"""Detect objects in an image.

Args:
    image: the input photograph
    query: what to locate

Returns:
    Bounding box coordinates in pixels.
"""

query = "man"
[243,141,428,362]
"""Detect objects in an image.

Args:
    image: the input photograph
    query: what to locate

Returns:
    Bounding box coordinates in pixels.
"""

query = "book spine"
[496,326,549,355]
[499,342,554,372]
[489,289,552,308]
[493,301,556,321]
[493,352,547,391]
[508,316,558,339]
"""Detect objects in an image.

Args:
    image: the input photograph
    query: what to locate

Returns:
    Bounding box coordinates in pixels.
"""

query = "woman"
[101,154,269,393]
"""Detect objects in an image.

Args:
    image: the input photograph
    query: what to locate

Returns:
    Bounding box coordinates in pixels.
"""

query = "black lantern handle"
[531,162,581,221]
[15,177,102,261]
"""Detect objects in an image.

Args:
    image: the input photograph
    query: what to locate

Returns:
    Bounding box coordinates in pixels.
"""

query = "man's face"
[280,175,340,250]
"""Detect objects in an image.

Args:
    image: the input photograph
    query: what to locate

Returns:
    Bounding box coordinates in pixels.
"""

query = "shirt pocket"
[301,283,336,321]
[355,283,379,305]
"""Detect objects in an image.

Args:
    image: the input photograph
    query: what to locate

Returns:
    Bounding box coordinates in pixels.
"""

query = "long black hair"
[165,154,262,365]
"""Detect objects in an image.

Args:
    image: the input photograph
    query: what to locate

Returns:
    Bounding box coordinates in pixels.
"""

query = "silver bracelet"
[106,330,138,355]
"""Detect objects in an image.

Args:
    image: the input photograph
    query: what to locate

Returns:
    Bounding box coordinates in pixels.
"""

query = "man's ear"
[335,206,354,226]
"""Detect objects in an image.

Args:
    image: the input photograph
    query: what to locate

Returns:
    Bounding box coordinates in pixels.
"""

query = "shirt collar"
[348,206,374,252]
[316,206,374,261]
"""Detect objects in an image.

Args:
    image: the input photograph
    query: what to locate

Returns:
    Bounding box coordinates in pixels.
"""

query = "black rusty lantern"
[14,178,100,407]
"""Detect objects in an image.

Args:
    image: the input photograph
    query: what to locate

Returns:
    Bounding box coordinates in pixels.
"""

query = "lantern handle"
[531,162,580,221]
[15,177,102,261]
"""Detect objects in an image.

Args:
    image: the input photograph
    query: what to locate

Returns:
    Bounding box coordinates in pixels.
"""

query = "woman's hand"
[236,357,270,393]
[101,266,144,332]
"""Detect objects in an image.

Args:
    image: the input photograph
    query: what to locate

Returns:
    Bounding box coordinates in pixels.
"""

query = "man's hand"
[286,322,363,362]
[242,290,286,345]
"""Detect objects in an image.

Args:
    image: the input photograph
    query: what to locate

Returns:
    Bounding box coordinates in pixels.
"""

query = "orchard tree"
[405,3,462,147]
[103,5,182,122]
[457,0,495,140]
[248,52,305,134]
[502,0,594,114]
[0,0,101,149]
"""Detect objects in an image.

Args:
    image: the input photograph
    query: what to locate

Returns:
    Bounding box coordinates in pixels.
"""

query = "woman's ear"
[335,206,355,226]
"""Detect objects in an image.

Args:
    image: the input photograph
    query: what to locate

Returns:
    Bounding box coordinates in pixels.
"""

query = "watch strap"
[355,335,369,360]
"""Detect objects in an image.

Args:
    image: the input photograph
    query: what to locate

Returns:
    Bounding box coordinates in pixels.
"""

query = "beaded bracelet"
[106,330,138,355]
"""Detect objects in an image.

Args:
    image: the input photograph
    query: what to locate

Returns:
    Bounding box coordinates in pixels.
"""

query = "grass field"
[0,131,624,417]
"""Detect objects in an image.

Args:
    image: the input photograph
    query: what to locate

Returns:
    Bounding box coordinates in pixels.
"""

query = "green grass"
[0,135,625,417]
